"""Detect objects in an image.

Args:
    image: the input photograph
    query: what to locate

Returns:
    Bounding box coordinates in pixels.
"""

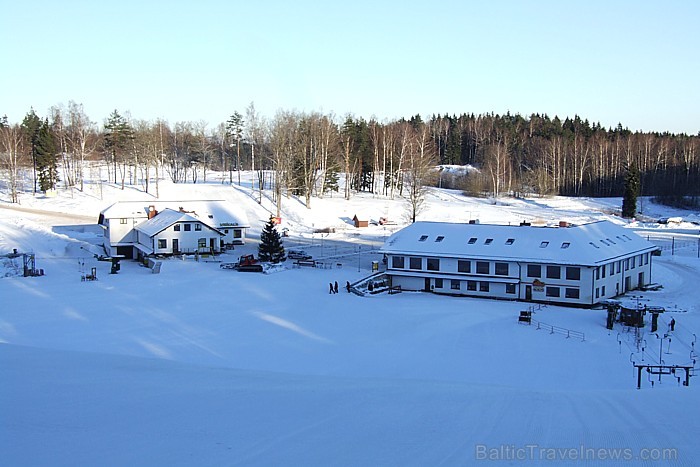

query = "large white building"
[379,220,659,306]
[98,200,250,259]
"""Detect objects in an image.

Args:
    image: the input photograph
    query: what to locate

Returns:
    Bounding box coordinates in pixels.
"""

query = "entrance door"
[172,239,179,254]
[424,278,431,292]
[210,238,216,253]
[525,285,532,301]
[638,272,644,288]
[624,276,631,292]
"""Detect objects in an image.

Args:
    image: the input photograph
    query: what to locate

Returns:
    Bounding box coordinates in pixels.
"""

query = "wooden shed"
[353,215,368,228]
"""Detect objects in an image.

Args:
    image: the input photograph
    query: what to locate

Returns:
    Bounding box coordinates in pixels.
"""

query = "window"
[174,224,181,231]
[561,242,570,249]
[233,230,242,239]
[644,254,649,265]
[484,238,493,245]
[540,241,549,248]
[451,280,461,290]
[479,282,490,292]
[419,235,428,242]
[392,256,405,269]
[595,267,600,280]
[198,238,206,248]
[195,224,202,231]
[506,283,516,294]
[435,236,444,242]
[505,238,515,245]
[546,265,561,279]
[565,288,580,299]
[617,261,621,274]
[184,224,191,232]
[120,218,127,224]
[624,259,629,271]
[434,278,443,288]
[409,257,422,270]
[458,260,471,273]
[224,229,229,234]
[601,265,606,278]
[601,285,606,296]
[468,237,477,244]
[527,264,541,278]
[467,281,477,291]
[609,263,614,276]
[158,239,167,249]
[427,258,440,271]
[631,256,636,268]
[595,288,600,298]
[566,267,580,280]
[495,262,509,276]
[546,286,560,298]
[476,261,489,274]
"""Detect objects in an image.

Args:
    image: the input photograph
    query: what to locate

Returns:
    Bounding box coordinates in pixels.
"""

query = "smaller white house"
[98,200,249,258]
[134,208,224,257]
[379,220,659,307]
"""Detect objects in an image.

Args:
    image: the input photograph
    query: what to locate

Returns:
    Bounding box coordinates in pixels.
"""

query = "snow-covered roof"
[379,220,658,266]
[99,200,250,228]
[134,208,223,238]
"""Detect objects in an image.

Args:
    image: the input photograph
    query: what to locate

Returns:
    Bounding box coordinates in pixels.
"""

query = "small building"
[98,200,249,259]
[353,215,368,228]
[379,220,659,307]
[134,208,224,258]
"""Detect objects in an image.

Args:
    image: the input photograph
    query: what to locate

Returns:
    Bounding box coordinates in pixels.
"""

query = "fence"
[529,318,586,341]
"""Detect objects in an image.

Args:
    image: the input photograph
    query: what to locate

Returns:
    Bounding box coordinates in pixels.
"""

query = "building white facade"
[379,220,659,307]
[98,200,249,258]
[134,208,225,257]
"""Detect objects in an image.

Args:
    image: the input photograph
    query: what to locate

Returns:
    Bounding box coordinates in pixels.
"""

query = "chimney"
[148,205,157,219]
[559,221,569,228]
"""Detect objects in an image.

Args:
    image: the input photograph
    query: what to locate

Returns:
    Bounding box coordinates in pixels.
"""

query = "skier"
[334,281,339,294]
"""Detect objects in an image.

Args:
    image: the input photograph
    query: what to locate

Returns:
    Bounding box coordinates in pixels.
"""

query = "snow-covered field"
[2,173,699,466]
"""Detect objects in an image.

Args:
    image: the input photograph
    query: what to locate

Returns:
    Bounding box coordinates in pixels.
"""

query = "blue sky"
[2,0,698,133]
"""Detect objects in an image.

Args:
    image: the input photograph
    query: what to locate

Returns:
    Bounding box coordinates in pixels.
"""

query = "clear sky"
[2,0,698,134]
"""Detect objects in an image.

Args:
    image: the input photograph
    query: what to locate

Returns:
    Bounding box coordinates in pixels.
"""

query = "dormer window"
[505,238,515,245]
[540,241,549,248]
[468,237,477,244]
[485,238,493,245]
[561,242,570,249]
[435,236,445,242]
[419,235,428,242]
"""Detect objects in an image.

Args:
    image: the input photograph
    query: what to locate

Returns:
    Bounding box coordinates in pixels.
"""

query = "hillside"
[2,173,700,466]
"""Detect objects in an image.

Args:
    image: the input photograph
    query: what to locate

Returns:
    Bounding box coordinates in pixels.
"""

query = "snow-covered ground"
[2,173,700,466]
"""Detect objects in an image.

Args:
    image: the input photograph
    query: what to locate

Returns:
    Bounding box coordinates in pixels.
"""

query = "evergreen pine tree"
[36,119,59,192]
[21,108,42,194]
[258,216,285,263]
[622,163,640,218]
[324,165,340,195]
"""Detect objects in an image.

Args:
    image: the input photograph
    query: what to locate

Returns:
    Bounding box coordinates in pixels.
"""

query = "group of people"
[329,281,352,294]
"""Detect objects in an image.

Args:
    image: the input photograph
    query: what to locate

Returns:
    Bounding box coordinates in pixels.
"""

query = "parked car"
[287,249,311,260]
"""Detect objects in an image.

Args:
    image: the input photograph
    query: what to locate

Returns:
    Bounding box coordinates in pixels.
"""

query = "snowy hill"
[2,173,700,466]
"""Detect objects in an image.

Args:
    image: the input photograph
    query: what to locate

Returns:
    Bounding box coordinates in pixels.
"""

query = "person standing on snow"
[329,282,334,294]
[334,281,339,294]
[670,318,676,331]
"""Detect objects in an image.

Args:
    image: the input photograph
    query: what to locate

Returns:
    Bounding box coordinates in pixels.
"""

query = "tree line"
[1,102,698,212]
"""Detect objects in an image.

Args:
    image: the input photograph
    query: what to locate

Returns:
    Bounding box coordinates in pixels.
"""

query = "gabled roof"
[134,208,224,238]
[379,220,657,266]
[99,200,250,228]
